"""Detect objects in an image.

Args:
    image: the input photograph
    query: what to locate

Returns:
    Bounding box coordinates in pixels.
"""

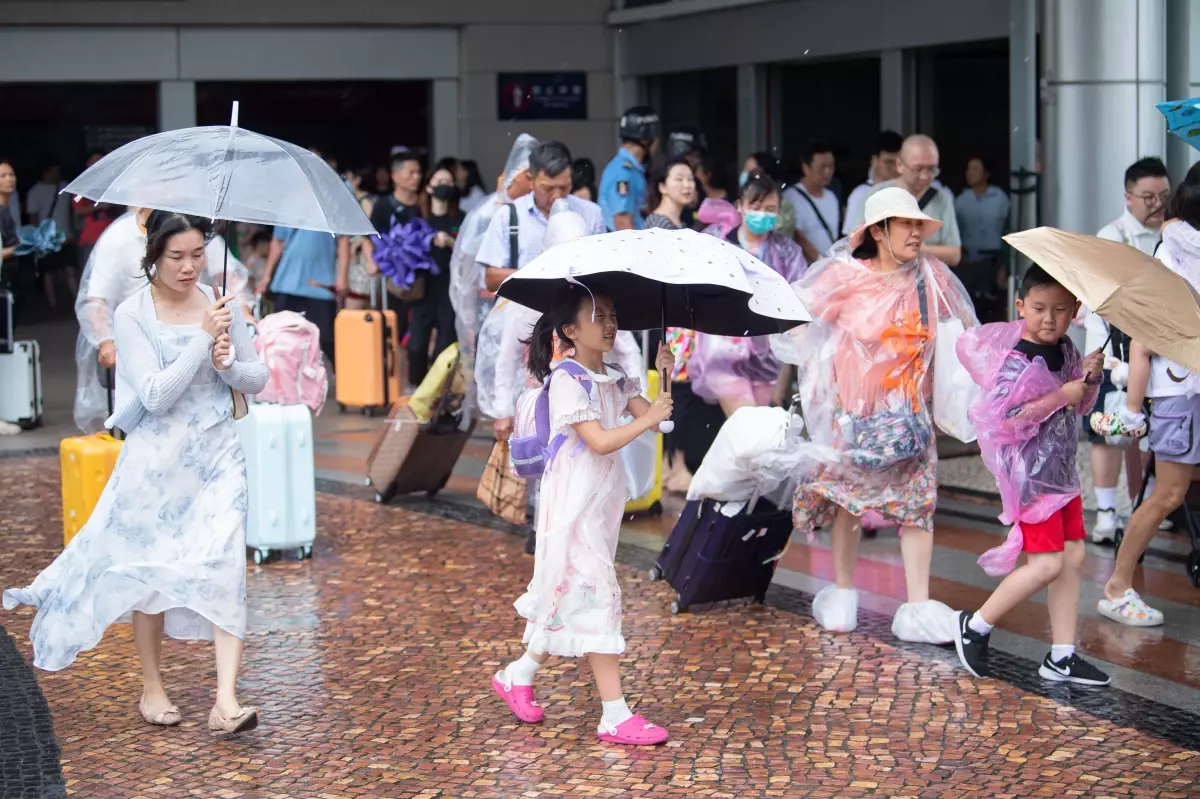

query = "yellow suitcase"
[61,433,123,546]
[625,370,664,515]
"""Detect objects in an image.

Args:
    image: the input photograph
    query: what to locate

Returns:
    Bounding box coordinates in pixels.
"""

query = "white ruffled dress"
[514,361,640,657]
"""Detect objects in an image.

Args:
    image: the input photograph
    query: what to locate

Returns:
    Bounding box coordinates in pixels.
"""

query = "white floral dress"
[514,361,640,657]
[4,322,249,672]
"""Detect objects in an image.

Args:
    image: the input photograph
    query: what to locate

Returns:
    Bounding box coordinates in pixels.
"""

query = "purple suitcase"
[651,497,792,614]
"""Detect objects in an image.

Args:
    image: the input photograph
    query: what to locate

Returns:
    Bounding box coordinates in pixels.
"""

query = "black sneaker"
[953,611,990,678]
[1038,653,1111,686]
[524,527,537,555]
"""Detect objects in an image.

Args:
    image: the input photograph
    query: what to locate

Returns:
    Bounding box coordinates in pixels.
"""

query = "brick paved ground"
[3,454,1199,799]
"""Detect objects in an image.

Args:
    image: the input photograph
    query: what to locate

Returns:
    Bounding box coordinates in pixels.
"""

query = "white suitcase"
[0,340,43,428]
[235,403,317,564]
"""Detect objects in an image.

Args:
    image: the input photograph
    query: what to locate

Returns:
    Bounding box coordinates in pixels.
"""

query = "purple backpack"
[509,361,613,479]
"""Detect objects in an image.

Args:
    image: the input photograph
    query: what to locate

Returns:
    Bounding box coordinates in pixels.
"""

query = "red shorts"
[1021,496,1086,553]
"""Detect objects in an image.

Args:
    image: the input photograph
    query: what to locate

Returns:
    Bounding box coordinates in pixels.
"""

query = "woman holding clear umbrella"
[780,187,976,643]
[5,211,269,734]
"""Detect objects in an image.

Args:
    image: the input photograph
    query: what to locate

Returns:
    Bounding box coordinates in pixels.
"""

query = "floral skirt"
[793,445,938,534]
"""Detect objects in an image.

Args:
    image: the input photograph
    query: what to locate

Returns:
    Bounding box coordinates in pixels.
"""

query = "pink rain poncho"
[782,244,976,533]
[957,320,1097,575]
[688,201,808,405]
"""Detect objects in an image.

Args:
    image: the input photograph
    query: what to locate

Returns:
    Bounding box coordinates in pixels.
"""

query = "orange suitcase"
[335,279,402,415]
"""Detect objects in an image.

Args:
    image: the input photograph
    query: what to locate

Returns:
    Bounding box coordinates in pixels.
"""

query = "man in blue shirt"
[598,106,660,231]
[259,226,349,364]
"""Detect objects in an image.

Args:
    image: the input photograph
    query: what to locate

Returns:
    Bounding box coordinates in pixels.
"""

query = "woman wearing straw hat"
[781,186,978,643]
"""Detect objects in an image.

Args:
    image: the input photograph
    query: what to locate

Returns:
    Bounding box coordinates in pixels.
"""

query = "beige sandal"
[138,695,182,727]
[208,704,260,735]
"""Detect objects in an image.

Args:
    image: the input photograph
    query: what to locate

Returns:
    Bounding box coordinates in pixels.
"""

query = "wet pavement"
[3,452,1200,799]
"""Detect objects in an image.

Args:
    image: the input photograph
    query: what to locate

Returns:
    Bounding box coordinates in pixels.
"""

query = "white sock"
[1145,477,1157,501]
[1050,644,1075,663]
[1094,487,1117,511]
[505,653,543,687]
[968,612,994,635]
[600,697,634,730]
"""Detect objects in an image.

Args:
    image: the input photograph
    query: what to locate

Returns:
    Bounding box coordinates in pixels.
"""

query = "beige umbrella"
[1005,226,1200,374]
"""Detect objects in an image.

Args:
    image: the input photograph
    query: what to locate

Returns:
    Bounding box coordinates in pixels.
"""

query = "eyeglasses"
[901,159,940,178]
[1129,191,1171,205]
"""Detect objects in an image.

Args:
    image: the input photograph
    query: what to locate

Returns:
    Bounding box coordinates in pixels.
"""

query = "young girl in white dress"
[492,286,675,746]
[4,211,269,735]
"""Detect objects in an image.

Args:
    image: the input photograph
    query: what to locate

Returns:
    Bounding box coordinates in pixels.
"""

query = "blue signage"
[497,72,588,121]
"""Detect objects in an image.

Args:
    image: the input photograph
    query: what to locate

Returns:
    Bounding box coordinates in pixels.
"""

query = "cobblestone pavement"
[3,454,1200,799]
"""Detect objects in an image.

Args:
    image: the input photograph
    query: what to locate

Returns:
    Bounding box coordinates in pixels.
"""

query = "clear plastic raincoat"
[778,243,976,534]
[449,134,538,421]
[74,212,251,433]
[957,320,1097,575]
[689,211,808,405]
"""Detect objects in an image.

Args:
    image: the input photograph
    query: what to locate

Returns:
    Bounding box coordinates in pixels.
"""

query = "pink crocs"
[491,674,545,724]
[596,713,669,746]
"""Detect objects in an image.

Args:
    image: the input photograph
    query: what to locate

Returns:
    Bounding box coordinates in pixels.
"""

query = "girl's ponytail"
[526,313,556,382]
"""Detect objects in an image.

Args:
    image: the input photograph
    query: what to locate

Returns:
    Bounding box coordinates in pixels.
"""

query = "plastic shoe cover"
[892,600,957,644]
[812,585,858,632]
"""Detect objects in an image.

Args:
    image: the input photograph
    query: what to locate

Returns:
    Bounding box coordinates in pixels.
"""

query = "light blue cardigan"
[105,283,269,434]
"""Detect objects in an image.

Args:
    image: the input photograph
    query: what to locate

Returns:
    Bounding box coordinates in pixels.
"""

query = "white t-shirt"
[783,184,841,255]
[842,181,873,235]
[1148,244,1197,397]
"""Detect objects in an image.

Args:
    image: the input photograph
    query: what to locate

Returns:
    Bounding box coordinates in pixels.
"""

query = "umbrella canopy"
[495,227,810,335]
[1005,227,1200,373]
[1157,97,1200,152]
[62,106,374,236]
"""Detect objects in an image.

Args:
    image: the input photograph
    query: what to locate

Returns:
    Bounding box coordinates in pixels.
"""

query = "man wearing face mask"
[599,106,661,231]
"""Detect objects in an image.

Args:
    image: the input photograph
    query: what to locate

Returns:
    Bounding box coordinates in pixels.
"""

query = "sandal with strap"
[596,713,669,746]
[138,695,182,727]
[491,673,545,723]
[208,705,260,735]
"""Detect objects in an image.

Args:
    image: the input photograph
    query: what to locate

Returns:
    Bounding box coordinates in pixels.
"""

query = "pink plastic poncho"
[782,245,976,533]
[689,219,808,404]
[957,320,1098,575]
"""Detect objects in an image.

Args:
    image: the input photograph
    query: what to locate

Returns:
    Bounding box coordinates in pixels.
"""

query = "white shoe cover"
[812,585,858,632]
[891,600,957,644]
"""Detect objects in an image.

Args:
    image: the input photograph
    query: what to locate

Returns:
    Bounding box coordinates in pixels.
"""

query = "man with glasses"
[847,134,962,266]
[1080,157,1171,545]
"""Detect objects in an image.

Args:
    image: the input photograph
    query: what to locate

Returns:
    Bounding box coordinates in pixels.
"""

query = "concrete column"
[736,63,766,162]
[1045,0,1167,235]
[766,63,784,156]
[879,49,913,134]
[431,78,460,164]
[1010,0,1038,229]
[1167,0,1194,182]
[157,80,196,132]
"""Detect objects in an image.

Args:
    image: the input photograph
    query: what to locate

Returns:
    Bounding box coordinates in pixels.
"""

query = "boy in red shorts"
[952,265,1109,685]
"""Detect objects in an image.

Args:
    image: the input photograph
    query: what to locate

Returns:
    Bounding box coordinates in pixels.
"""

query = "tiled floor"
[3,454,1200,798]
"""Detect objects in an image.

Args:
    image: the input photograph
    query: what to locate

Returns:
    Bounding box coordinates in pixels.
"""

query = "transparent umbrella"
[62,102,376,290]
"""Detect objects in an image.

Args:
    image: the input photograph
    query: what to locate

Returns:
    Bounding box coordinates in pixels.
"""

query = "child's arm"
[573,393,673,456]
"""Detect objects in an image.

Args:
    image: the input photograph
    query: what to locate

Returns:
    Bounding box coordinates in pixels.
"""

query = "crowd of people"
[2,105,1196,749]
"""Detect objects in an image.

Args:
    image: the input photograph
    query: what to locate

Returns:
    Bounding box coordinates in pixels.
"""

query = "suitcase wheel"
[427,475,451,498]
[647,566,661,581]
[670,599,684,615]
[337,403,347,414]
[1188,551,1200,587]
[252,548,269,565]
[649,501,663,516]
[299,544,313,561]
[374,491,385,504]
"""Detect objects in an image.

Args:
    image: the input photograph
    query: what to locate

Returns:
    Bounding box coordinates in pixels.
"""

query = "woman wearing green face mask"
[690,172,808,417]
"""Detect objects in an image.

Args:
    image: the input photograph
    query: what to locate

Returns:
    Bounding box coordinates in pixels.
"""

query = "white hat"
[861,186,942,238]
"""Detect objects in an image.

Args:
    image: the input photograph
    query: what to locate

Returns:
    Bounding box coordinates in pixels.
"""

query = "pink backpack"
[253,311,328,414]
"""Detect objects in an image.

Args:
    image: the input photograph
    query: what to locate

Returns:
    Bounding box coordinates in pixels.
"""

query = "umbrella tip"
[230,101,240,127]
